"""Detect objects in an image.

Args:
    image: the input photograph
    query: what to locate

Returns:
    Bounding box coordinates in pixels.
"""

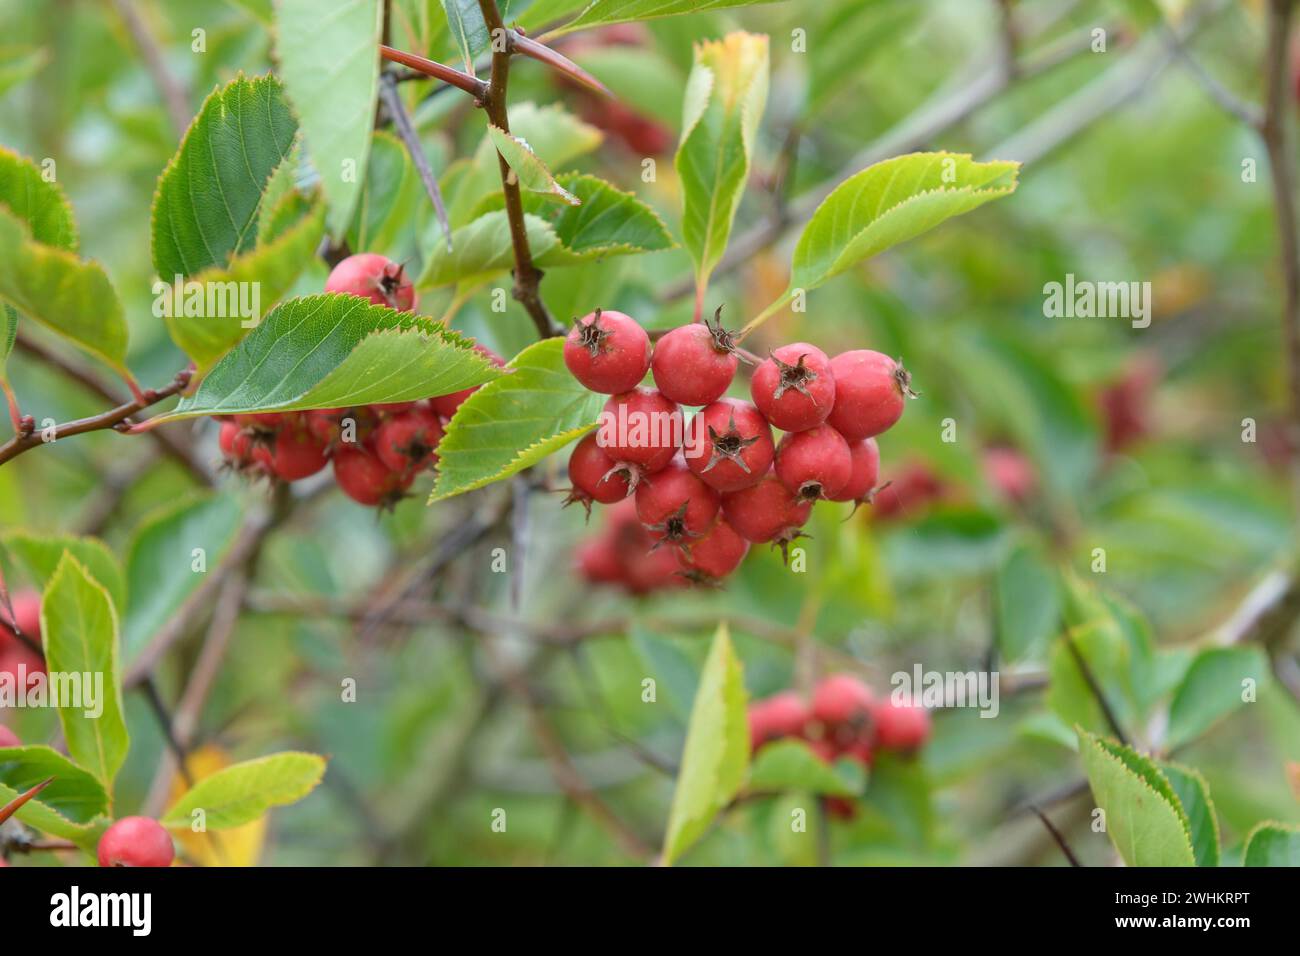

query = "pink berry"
[812,674,874,728]
[650,311,740,406]
[676,518,749,582]
[683,398,774,492]
[774,424,852,502]
[563,309,651,394]
[596,387,681,474]
[634,455,720,546]
[748,691,812,751]
[568,432,634,505]
[97,817,175,868]
[0,725,19,748]
[720,472,813,552]
[750,342,835,432]
[825,350,914,440]
[0,591,42,650]
[576,535,624,585]
[325,253,415,311]
[828,438,880,503]
[873,699,932,752]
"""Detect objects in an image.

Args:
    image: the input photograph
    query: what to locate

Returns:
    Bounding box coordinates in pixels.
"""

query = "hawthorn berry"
[0,725,18,748]
[596,387,681,474]
[873,700,931,752]
[218,420,253,465]
[623,543,687,594]
[97,817,175,868]
[332,446,413,507]
[747,691,811,751]
[870,461,945,522]
[567,432,635,509]
[774,424,852,502]
[983,445,1036,504]
[828,438,880,504]
[811,674,874,729]
[325,253,415,311]
[683,398,774,493]
[720,473,812,554]
[634,455,720,547]
[575,535,624,585]
[825,350,915,440]
[253,426,329,481]
[676,518,749,583]
[750,342,836,432]
[564,309,651,394]
[373,407,444,474]
[650,309,741,406]
[430,346,506,420]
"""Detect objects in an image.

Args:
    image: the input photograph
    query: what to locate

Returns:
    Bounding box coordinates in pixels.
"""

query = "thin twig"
[379,44,487,98]
[110,0,190,136]
[1063,630,1129,747]
[379,71,453,250]
[1029,804,1083,866]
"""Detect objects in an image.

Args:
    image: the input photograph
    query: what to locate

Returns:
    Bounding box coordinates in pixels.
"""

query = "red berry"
[576,535,624,585]
[650,312,740,406]
[370,402,418,415]
[825,350,914,440]
[304,410,344,446]
[750,342,835,432]
[234,412,285,430]
[332,446,413,506]
[747,691,811,751]
[828,438,880,503]
[774,424,852,502]
[325,253,415,311]
[430,346,506,419]
[983,445,1036,504]
[373,408,444,474]
[97,817,175,868]
[0,725,19,748]
[721,473,812,548]
[873,699,931,752]
[568,432,635,505]
[218,420,253,464]
[824,796,858,820]
[683,399,774,492]
[634,456,720,546]
[1,591,42,649]
[812,674,874,729]
[677,518,749,582]
[596,387,681,473]
[256,427,329,481]
[870,461,945,522]
[623,544,686,594]
[564,309,651,394]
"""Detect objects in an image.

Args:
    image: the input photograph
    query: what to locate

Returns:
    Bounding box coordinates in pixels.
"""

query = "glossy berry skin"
[430,346,506,420]
[873,700,931,752]
[683,399,774,493]
[677,518,749,581]
[564,309,651,394]
[751,342,835,432]
[254,427,329,481]
[569,432,633,504]
[748,691,811,751]
[774,425,852,502]
[826,350,913,440]
[634,456,720,544]
[0,725,19,748]
[829,438,880,503]
[596,388,681,473]
[373,408,443,474]
[721,473,812,544]
[97,817,175,868]
[325,253,415,311]
[651,323,739,406]
[332,446,413,506]
[812,674,874,729]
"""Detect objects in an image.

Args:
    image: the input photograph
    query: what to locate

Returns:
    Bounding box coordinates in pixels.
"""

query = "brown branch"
[110,0,191,137]
[1063,630,1129,747]
[379,44,487,98]
[478,0,562,339]
[378,71,453,250]
[1028,804,1083,867]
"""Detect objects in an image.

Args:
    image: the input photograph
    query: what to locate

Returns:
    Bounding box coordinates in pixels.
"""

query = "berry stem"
[379,44,487,98]
[736,291,793,343]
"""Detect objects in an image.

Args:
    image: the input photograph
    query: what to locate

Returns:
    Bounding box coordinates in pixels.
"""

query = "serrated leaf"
[419,210,559,288]
[429,337,605,502]
[532,174,674,264]
[487,124,580,205]
[274,0,382,235]
[1242,822,1300,866]
[1077,728,1195,867]
[1166,646,1269,750]
[995,542,1060,662]
[441,0,490,71]
[0,745,109,827]
[532,0,787,36]
[40,554,129,791]
[675,31,768,293]
[748,739,862,797]
[122,493,245,664]
[151,73,298,279]
[0,206,129,375]
[0,146,77,250]
[160,752,326,830]
[0,531,126,614]
[662,623,748,865]
[1162,762,1219,867]
[154,294,502,421]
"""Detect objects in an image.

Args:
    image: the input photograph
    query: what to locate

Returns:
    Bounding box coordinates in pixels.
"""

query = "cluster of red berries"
[563,307,914,586]
[749,674,931,819]
[216,253,501,507]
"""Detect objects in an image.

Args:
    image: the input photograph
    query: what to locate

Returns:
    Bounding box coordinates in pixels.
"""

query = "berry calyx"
[563,309,651,394]
[748,691,811,751]
[720,472,812,562]
[325,253,415,311]
[634,456,720,547]
[677,518,749,583]
[828,438,881,504]
[97,817,175,868]
[332,446,413,507]
[373,407,444,475]
[567,432,636,511]
[750,342,836,431]
[683,399,774,492]
[825,350,916,440]
[650,307,741,406]
[596,387,681,473]
[774,424,852,502]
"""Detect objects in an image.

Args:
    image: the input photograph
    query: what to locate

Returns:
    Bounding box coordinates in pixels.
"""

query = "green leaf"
[160,752,327,830]
[487,125,581,205]
[1161,762,1219,867]
[0,745,109,826]
[675,31,768,293]
[0,305,14,377]
[1077,728,1195,867]
[274,0,383,235]
[419,210,559,288]
[0,207,129,376]
[0,146,77,250]
[995,543,1060,662]
[122,493,245,663]
[347,131,421,256]
[40,554,129,791]
[1047,624,1130,737]
[748,739,862,797]
[430,337,605,502]
[1242,822,1300,866]
[532,0,788,36]
[630,626,699,723]
[0,46,48,99]
[1166,646,1269,750]
[441,0,490,70]
[153,294,503,421]
[531,174,674,264]
[0,531,126,614]
[152,73,298,279]
[662,623,748,865]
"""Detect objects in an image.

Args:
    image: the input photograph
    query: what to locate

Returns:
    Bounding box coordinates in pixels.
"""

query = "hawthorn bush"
[0,0,1299,870]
